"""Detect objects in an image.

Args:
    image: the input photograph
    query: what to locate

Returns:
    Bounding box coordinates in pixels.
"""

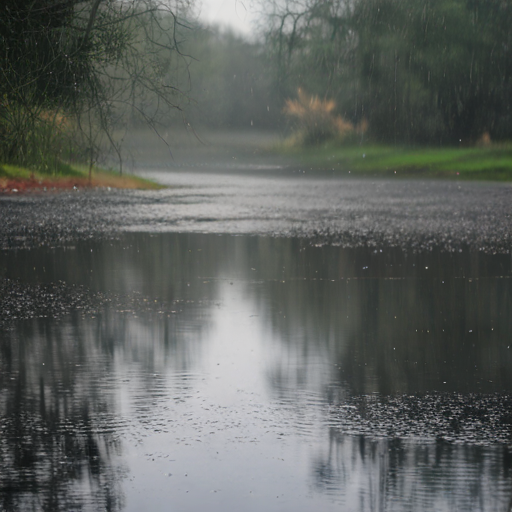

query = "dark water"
[1,233,512,511]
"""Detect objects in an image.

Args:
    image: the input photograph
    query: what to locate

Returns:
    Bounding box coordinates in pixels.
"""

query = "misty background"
[2,0,511,175]
[129,0,512,146]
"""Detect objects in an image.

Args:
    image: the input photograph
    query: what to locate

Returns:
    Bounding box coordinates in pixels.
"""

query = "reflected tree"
[0,318,125,511]
[227,238,512,397]
[310,429,512,512]
[0,238,217,510]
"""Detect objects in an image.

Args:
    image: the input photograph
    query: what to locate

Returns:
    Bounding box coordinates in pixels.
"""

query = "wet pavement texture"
[0,129,511,252]
[1,172,512,254]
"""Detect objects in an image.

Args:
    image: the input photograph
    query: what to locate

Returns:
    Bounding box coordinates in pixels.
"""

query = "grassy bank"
[280,143,512,180]
[0,162,164,192]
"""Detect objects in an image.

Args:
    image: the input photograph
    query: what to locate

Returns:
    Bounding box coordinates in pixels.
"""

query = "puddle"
[1,233,511,511]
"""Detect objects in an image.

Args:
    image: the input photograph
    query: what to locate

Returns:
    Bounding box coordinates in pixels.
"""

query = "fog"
[117,0,512,157]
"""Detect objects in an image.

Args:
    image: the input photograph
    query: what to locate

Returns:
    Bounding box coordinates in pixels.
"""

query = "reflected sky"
[1,233,511,511]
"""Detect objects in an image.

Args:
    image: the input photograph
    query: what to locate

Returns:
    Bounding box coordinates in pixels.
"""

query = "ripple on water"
[330,392,512,446]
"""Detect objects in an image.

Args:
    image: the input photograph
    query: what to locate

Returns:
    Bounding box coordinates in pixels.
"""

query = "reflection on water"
[1,233,512,511]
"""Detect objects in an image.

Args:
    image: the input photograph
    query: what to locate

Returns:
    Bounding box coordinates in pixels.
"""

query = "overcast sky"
[197,0,258,37]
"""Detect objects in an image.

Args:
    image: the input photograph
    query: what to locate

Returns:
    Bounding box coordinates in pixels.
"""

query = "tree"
[170,25,281,130]
[261,0,512,144]
[0,0,193,174]
[263,0,358,107]
[353,0,512,144]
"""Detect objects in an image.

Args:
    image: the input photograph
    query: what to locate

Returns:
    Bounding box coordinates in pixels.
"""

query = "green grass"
[0,164,34,180]
[0,161,165,190]
[279,142,512,180]
[0,161,84,179]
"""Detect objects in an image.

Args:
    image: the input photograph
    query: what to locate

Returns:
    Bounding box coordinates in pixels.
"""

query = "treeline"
[263,0,512,144]
[165,0,512,145]
[2,0,511,166]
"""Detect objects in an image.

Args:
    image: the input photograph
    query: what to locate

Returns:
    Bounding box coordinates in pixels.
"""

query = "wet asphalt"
[1,170,511,253]
[2,164,511,334]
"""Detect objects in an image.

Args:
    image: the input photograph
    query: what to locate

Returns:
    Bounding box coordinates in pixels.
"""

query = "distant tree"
[261,0,512,144]
[262,0,359,119]
[354,0,512,144]
[166,25,281,130]
[0,0,193,173]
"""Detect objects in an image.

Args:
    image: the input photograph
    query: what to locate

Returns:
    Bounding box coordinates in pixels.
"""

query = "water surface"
[1,233,511,511]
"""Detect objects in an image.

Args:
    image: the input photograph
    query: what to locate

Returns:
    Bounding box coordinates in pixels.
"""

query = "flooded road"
[1,233,512,511]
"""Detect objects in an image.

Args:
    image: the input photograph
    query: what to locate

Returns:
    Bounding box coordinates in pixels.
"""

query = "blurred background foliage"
[262,0,512,145]
[1,0,512,170]
[135,0,512,146]
[145,25,283,130]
